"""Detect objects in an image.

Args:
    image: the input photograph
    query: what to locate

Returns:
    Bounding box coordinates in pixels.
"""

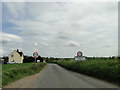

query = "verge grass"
[2,62,46,87]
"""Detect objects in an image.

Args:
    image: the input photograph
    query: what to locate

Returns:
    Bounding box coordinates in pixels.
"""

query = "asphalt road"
[5,64,119,88]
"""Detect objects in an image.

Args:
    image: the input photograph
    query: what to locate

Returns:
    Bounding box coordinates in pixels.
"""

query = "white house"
[8,49,24,63]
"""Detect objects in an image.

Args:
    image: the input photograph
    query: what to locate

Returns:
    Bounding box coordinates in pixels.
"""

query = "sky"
[0,2,118,58]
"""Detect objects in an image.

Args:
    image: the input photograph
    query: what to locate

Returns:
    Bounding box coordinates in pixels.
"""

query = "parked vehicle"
[37,60,40,63]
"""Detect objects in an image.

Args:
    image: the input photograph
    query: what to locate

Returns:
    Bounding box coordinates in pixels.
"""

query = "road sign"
[33,52,38,58]
[77,51,83,57]
[74,56,85,61]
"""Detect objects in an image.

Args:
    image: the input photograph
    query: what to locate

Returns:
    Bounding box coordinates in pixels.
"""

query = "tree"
[23,56,34,63]
[37,55,43,62]
[2,56,8,64]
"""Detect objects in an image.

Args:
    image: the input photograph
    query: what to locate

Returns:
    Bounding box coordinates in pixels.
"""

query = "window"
[11,55,14,57]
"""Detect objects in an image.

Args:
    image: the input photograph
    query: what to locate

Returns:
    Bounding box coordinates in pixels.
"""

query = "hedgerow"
[55,59,119,84]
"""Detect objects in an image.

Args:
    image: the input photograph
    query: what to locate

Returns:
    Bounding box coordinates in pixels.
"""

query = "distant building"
[8,49,24,63]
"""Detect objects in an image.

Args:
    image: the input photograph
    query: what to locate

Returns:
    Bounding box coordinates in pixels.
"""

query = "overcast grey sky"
[1,2,118,57]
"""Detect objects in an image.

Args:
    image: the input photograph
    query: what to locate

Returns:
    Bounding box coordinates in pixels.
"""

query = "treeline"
[1,56,119,64]
[23,56,59,63]
[1,56,59,64]
[2,56,8,64]
[23,55,43,63]
[1,56,44,64]
[86,56,119,60]
[47,56,119,62]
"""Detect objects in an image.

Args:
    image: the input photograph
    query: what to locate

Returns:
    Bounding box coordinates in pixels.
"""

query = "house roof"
[17,52,23,57]
[15,50,23,57]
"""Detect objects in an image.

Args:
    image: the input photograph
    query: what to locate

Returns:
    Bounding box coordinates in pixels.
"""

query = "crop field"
[48,58,119,84]
[2,62,46,87]
[2,63,33,72]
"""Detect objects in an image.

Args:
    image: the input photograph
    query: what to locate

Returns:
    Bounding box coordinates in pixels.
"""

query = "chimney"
[17,49,19,52]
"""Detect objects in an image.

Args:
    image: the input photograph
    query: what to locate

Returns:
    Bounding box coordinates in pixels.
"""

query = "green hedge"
[2,63,46,87]
[55,59,119,84]
[47,60,58,63]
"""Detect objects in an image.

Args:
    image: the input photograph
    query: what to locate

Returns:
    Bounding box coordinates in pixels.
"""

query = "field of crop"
[50,58,119,84]
[2,63,33,72]
[2,62,46,87]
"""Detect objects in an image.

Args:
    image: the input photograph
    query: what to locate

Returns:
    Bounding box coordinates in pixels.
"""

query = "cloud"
[34,42,38,46]
[1,32,23,44]
[3,2,26,19]
[58,35,69,40]
[2,2,118,57]
[0,47,3,56]
[66,40,80,47]
[2,0,119,2]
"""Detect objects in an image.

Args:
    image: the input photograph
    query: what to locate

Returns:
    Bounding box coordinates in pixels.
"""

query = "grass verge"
[2,62,46,87]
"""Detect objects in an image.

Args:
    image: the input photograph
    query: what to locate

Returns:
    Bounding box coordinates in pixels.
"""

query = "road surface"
[5,64,119,88]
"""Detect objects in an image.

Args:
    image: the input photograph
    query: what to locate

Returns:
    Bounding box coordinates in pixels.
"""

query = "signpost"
[75,51,85,61]
[33,52,38,63]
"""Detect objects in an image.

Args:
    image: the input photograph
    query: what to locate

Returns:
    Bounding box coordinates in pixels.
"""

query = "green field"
[2,63,46,87]
[48,58,119,84]
[2,63,33,72]
[0,64,2,88]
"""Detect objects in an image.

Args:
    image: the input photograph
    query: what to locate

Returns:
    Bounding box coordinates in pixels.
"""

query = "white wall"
[74,56,86,61]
